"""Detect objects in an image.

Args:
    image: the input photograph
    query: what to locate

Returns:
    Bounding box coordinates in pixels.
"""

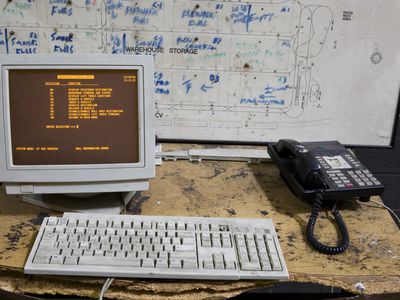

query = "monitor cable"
[306,191,350,255]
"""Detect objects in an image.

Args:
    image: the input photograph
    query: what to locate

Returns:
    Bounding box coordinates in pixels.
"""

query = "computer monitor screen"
[9,69,139,165]
[0,55,155,195]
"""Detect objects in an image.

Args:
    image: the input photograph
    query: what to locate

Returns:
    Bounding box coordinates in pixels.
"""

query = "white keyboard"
[25,213,289,280]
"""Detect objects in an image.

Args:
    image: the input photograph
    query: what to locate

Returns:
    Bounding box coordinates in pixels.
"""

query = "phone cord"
[306,194,349,255]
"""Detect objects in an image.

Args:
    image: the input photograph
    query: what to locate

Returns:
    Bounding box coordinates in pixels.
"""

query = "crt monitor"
[0,54,155,197]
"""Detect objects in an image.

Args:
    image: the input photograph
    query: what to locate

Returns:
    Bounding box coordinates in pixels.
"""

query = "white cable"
[362,199,400,225]
[99,277,114,300]
[99,278,110,300]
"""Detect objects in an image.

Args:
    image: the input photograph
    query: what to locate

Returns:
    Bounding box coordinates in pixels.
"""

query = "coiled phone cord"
[306,193,350,255]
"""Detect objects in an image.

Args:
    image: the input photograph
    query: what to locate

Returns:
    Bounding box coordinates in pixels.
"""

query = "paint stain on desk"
[226,208,236,216]
[5,222,35,245]
[203,164,226,179]
[225,168,248,180]
[181,179,204,205]
[127,192,150,214]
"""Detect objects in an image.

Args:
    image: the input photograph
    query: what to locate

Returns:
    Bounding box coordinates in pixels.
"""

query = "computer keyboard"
[25,213,289,280]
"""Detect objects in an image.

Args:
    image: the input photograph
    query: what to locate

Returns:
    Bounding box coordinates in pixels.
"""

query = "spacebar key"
[79,257,141,267]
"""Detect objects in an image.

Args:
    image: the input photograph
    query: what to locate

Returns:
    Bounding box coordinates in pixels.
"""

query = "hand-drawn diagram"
[1,0,399,146]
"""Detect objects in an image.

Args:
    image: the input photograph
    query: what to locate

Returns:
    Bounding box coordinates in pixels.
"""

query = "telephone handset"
[268,139,384,255]
[274,139,326,190]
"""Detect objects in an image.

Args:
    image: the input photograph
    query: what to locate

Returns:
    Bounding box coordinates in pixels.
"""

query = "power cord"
[99,277,114,300]
[306,193,350,255]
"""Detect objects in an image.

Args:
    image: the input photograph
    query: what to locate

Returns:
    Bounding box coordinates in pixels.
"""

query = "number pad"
[347,170,381,187]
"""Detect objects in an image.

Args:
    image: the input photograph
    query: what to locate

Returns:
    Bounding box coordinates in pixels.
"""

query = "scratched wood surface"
[0,148,399,299]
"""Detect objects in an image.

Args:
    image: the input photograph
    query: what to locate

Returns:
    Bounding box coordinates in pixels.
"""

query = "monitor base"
[22,192,135,214]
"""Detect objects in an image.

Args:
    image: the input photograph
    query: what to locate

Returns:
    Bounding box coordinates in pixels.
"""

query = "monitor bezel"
[0,55,155,183]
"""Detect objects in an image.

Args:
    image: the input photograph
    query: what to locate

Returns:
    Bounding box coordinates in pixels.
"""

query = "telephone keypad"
[315,153,383,189]
[345,169,381,188]
[323,163,381,189]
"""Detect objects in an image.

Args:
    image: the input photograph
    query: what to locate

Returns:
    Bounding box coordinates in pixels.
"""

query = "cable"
[362,199,400,225]
[99,277,114,300]
[306,193,349,255]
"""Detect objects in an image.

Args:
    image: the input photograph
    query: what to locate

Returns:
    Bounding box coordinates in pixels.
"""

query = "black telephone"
[268,139,384,255]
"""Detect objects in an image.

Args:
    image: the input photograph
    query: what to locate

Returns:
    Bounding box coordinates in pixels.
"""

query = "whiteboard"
[1,0,399,146]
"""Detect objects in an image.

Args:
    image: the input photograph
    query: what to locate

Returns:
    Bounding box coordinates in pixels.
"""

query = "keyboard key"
[214,262,225,269]
[142,258,155,268]
[148,252,158,259]
[210,224,219,231]
[64,257,78,265]
[182,259,197,269]
[200,223,210,231]
[270,257,282,271]
[164,245,173,252]
[174,245,196,252]
[33,256,50,264]
[171,238,181,245]
[156,222,166,230]
[170,252,196,260]
[142,222,152,230]
[222,238,232,247]
[261,260,272,271]
[47,217,58,226]
[94,250,104,256]
[121,223,131,230]
[169,259,181,268]
[182,237,196,245]
[156,259,168,268]
[240,261,261,271]
[79,256,140,267]
[50,255,64,264]
[167,222,175,230]
[112,221,122,229]
[225,261,236,270]
[186,223,195,231]
[203,260,213,269]
[77,220,87,227]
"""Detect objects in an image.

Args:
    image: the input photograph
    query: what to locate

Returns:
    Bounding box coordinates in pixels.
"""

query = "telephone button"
[327,170,340,174]
[337,184,345,188]
[345,183,353,188]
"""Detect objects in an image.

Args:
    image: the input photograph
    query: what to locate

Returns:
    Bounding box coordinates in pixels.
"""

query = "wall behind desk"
[1,0,400,145]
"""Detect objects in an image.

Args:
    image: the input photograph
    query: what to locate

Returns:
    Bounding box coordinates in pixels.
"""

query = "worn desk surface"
[0,147,399,299]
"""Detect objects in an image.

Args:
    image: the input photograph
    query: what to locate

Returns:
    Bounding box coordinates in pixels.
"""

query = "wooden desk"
[0,152,399,299]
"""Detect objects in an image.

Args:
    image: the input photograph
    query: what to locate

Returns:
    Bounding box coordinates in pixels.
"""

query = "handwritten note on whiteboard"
[1,0,399,146]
